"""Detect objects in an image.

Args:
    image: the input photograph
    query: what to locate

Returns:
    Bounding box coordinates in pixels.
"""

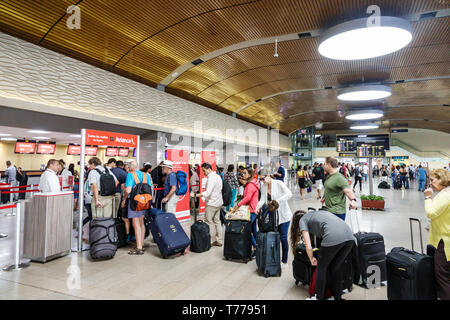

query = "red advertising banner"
[15,142,36,154]
[105,147,118,157]
[67,145,81,155]
[199,151,217,214]
[166,149,190,221]
[85,146,98,156]
[85,129,138,148]
[118,148,129,157]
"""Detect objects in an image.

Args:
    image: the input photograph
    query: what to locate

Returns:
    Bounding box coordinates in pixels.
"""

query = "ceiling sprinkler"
[274,39,279,58]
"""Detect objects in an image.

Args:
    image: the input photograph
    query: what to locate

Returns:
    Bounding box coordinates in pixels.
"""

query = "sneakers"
[306,295,318,300]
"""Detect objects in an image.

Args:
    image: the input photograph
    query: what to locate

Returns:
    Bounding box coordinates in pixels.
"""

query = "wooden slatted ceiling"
[0,0,449,134]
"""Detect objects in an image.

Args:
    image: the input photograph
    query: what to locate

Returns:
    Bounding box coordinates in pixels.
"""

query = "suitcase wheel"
[264,273,269,278]
[244,259,248,264]
[295,280,300,286]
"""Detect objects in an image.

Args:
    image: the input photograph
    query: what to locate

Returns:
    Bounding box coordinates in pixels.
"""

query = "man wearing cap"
[161,160,179,213]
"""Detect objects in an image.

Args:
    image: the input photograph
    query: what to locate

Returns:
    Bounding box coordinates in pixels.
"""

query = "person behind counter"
[38,159,61,193]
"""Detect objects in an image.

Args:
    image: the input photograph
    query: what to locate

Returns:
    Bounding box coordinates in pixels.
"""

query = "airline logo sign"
[85,130,138,148]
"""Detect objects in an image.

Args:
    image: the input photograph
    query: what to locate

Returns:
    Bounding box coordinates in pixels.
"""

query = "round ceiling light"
[350,123,380,130]
[318,16,412,60]
[338,85,391,101]
[345,110,383,120]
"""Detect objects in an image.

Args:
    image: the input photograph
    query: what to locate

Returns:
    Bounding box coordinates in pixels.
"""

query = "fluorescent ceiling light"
[28,130,51,134]
[338,85,391,101]
[318,16,412,60]
[345,110,384,120]
[70,134,81,138]
[350,123,379,130]
[358,135,368,138]
[32,136,50,140]
[0,133,12,136]
[1,137,16,141]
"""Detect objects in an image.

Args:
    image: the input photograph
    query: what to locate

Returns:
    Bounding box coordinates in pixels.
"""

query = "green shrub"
[360,195,384,201]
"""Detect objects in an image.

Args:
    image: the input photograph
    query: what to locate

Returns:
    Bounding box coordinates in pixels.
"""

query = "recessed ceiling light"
[28,130,51,134]
[1,137,16,141]
[350,123,379,130]
[70,134,81,138]
[338,85,391,101]
[32,136,50,140]
[318,16,412,60]
[358,135,368,138]
[345,110,384,120]
[0,133,12,136]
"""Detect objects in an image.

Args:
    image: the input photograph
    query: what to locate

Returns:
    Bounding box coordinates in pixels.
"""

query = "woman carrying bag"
[256,168,293,264]
[231,167,260,256]
[297,165,310,200]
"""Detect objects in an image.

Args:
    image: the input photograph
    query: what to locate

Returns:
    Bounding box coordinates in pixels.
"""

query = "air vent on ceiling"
[192,58,204,65]
[395,80,405,83]
[255,98,262,103]
[420,11,437,20]
[298,32,312,39]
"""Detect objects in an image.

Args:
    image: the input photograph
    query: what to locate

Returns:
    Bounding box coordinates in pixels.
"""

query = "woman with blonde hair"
[424,168,450,300]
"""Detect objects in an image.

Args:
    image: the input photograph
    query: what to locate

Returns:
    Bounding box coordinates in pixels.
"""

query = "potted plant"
[360,195,385,210]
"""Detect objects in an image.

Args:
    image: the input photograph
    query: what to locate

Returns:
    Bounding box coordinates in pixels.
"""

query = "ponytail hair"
[290,210,307,254]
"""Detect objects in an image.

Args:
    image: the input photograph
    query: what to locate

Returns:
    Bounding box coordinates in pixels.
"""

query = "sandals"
[128,248,145,255]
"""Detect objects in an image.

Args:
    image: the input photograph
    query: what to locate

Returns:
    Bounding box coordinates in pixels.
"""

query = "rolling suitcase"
[349,209,387,288]
[256,231,281,277]
[190,208,211,253]
[149,212,190,259]
[115,218,127,248]
[90,198,118,260]
[223,220,252,263]
[393,177,402,190]
[386,218,437,300]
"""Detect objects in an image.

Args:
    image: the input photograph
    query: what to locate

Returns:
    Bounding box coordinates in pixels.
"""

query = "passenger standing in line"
[38,159,61,193]
[87,157,118,218]
[192,163,223,247]
[353,163,363,193]
[297,165,309,200]
[224,164,239,211]
[417,165,427,192]
[58,159,73,190]
[68,163,75,176]
[121,160,152,255]
[399,165,409,189]
[257,169,293,264]
[111,160,129,240]
[161,160,178,213]
[232,167,260,255]
[150,161,164,209]
[424,169,450,300]
[4,161,18,201]
[321,156,358,221]
[290,210,355,300]
[273,160,285,182]
[16,167,28,200]
[189,165,200,216]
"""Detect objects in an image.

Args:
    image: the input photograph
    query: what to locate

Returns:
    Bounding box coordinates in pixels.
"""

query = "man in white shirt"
[5,161,19,201]
[362,163,369,182]
[192,162,223,247]
[58,159,73,190]
[39,159,61,193]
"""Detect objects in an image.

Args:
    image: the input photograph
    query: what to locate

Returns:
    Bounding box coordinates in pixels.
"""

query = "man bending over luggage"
[290,210,355,300]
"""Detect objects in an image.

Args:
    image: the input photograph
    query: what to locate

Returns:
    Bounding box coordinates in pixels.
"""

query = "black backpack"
[129,172,153,211]
[257,201,279,233]
[222,180,232,207]
[95,168,116,196]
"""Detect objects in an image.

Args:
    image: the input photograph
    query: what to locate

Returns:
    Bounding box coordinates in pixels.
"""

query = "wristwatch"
[351,199,357,202]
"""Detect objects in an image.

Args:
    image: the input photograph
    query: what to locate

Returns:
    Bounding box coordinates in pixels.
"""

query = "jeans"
[400,175,409,189]
[418,179,426,191]
[227,189,238,211]
[316,240,354,300]
[250,213,258,249]
[278,221,290,263]
[363,173,368,182]
[83,203,92,226]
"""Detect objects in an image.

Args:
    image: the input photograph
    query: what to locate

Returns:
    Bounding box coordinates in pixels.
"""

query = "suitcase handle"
[409,218,424,254]
[348,206,361,233]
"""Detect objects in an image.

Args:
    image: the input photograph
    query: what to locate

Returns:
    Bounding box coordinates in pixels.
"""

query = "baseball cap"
[161,160,173,169]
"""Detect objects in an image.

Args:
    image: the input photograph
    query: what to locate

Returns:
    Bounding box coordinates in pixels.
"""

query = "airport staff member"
[38,159,61,193]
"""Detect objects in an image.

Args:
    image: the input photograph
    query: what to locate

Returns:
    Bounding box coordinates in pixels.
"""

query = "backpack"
[129,172,153,211]
[175,171,188,196]
[257,200,279,233]
[222,180,232,207]
[95,168,116,196]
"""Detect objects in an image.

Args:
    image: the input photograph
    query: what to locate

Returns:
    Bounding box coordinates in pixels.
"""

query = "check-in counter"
[23,191,74,262]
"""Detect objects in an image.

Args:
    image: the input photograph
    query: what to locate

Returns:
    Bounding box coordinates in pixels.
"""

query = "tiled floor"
[0,176,430,300]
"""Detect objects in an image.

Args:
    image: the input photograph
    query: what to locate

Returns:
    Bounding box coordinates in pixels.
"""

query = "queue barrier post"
[6,185,16,217]
[2,202,30,271]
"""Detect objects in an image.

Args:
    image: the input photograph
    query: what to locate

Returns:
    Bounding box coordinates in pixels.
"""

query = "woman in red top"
[232,167,260,255]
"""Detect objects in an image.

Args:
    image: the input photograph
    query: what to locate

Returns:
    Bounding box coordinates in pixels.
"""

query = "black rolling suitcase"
[293,242,319,286]
[190,208,211,253]
[393,176,402,190]
[90,198,118,260]
[223,220,252,263]
[256,231,281,277]
[349,209,387,288]
[386,218,437,300]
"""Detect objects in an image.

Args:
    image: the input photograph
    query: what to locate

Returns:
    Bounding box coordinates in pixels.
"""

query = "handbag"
[304,179,312,188]
[226,205,251,221]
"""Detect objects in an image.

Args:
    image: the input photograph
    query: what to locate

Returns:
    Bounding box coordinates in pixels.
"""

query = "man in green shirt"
[322,157,358,221]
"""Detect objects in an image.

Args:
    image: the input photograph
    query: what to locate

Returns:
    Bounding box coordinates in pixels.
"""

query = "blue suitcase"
[149,212,190,259]
[256,231,281,277]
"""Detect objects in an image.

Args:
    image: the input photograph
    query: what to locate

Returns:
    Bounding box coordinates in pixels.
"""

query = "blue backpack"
[175,171,188,196]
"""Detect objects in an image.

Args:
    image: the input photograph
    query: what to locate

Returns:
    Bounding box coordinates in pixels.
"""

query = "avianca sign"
[85,129,138,148]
